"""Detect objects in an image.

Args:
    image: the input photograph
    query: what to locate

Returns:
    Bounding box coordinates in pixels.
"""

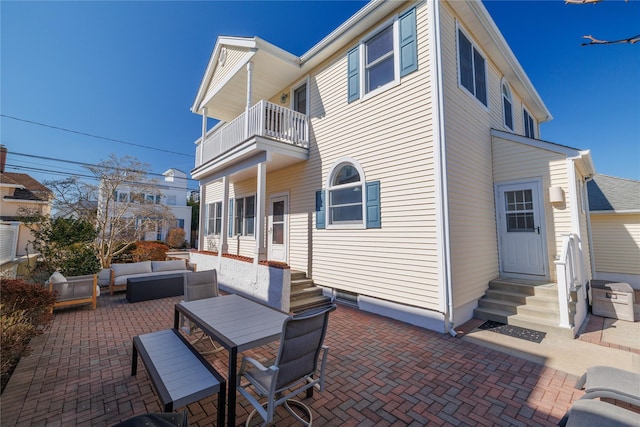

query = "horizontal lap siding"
[439,5,498,308]
[305,2,440,310]
[492,137,570,281]
[591,213,640,275]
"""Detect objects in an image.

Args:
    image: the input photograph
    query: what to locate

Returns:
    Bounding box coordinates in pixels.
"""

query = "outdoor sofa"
[110,259,194,295]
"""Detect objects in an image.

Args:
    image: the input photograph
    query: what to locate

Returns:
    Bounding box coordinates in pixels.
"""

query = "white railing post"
[555,234,573,329]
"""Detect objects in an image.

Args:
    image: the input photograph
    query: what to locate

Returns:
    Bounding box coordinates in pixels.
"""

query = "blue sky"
[2,0,639,192]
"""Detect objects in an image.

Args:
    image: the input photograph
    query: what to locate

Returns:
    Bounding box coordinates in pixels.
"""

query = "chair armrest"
[239,356,270,374]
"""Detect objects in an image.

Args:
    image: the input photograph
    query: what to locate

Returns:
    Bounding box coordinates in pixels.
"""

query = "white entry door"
[268,195,288,263]
[496,182,546,276]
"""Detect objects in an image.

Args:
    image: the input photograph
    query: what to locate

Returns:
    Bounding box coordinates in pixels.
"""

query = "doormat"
[478,321,546,343]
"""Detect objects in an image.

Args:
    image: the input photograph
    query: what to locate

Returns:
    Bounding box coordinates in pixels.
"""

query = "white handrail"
[195,101,309,169]
[554,233,585,329]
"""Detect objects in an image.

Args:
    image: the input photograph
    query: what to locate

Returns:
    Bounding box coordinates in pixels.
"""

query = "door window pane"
[272,224,283,244]
[505,190,535,232]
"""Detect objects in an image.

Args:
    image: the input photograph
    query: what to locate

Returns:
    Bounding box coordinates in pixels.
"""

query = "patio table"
[174,294,289,426]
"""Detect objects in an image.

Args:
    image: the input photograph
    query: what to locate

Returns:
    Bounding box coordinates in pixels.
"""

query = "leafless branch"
[582,34,640,45]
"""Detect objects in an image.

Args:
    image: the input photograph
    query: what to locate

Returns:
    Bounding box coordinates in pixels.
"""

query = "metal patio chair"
[237,303,337,426]
[180,269,223,354]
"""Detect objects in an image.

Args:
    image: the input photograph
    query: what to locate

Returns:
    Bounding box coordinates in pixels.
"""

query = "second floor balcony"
[193,100,309,180]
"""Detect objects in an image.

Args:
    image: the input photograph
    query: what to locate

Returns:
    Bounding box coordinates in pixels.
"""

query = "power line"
[5,163,200,192]
[1,114,194,158]
[9,150,197,182]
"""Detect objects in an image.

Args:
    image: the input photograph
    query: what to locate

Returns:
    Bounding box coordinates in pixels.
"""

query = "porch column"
[196,107,209,165]
[254,161,267,264]
[245,61,254,138]
[198,184,206,251]
[219,175,229,256]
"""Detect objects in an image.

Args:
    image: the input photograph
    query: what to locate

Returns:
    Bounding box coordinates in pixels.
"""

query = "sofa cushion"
[151,260,187,272]
[111,261,152,277]
[114,271,185,287]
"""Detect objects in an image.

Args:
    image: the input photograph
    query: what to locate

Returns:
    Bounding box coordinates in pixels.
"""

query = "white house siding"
[438,4,499,311]
[265,1,441,311]
[492,136,572,282]
[591,213,640,278]
[205,46,250,102]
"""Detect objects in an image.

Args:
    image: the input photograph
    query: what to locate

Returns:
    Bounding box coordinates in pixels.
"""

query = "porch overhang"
[192,37,304,122]
[191,135,308,184]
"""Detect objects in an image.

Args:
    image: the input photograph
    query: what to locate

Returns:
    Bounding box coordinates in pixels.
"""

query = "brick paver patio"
[1,293,588,426]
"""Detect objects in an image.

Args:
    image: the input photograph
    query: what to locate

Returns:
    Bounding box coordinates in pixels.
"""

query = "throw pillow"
[49,271,67,283]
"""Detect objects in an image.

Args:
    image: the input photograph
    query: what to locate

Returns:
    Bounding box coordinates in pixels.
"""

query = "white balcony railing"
[196,100,309,168]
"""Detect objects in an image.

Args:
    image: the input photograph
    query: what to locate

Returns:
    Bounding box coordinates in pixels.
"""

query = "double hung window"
[523,109,536,138]
[329,164,364,225]
[365,25,395,93]
[205,201,222,235]
[347,8,417,102]
[234,196,255,236]
[502,82,513,131]
[457,27,487,106]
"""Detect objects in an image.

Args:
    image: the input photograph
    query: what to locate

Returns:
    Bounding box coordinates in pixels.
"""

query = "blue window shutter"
[366,181,381,229]
[399,8,418,77]
[315,190,325,229]
[228,198,234,237]
[347,46,360,103]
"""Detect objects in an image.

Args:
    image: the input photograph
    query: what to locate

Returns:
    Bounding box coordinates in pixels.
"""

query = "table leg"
[173,308,180,330]
[227,346,238,426]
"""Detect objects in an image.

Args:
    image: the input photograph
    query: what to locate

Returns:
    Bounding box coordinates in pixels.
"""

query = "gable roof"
[192,0,550,124]
[0,172,52,202]
[587,174,640,213]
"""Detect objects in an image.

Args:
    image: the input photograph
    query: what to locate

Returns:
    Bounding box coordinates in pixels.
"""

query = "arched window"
[327,159,365,226]
[502,81,513,131]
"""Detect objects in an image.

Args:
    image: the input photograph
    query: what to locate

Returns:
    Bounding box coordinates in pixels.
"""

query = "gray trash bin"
[590,280,635,322]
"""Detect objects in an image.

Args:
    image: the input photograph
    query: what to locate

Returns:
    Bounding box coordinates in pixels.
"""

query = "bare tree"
[47,154,176,267]
[565,0,639,45]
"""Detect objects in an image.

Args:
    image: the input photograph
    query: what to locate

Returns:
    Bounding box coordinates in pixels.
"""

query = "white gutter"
[431,0,455,337]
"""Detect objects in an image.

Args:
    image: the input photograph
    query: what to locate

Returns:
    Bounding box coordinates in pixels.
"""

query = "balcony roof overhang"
[191,136,309,184]
[191,37,304,123]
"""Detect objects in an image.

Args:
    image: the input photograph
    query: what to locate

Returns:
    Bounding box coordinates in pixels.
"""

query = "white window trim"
[358,15,401,101]
[290,76,310,116]
[325,157,366,230]
[501,79,514,131]
[456,21,489,111]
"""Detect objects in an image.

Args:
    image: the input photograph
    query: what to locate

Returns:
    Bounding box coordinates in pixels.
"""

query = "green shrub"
[1,279,55,392]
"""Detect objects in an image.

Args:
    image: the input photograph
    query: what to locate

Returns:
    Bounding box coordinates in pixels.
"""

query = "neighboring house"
[0,145,53,277]
[188,0,595,336]
[587,174,640,289]
[99,168,192,245]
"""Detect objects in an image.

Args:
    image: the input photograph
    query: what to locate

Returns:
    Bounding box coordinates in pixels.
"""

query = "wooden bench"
[132,329,225,425]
